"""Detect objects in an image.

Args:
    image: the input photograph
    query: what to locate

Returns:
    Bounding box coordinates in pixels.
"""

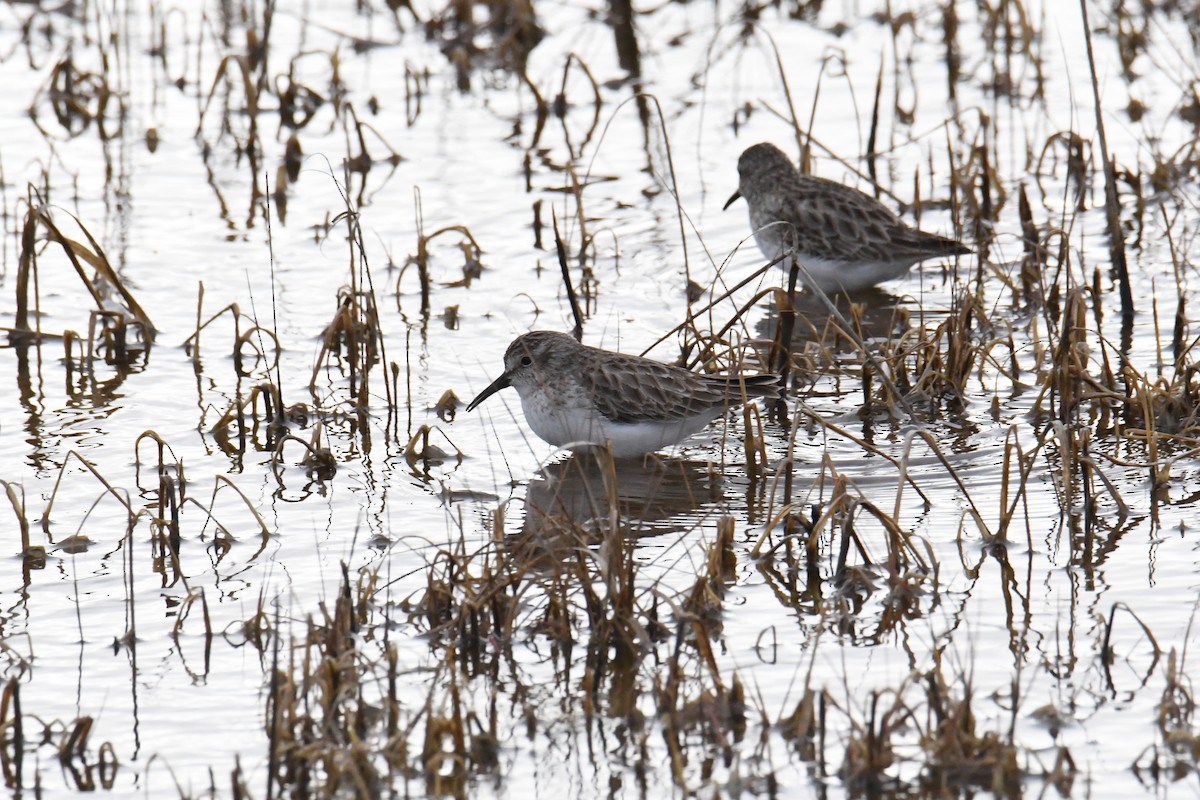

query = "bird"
[724,142,969,292]
[465,331,780,458]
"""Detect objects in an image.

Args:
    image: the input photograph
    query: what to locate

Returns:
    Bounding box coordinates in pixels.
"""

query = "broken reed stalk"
[235,325,282,376]
[995,428,1037,547]
[772,261,801,384]
[122,512,138,668]
[943,0,960,100]
[181,300,251,351]
[1159,205,1189,370]
[263,171,285,395]
[171,586,214,644]
[197,52,264,216]
[42,451,136,531]
[271,431,337,483]
[742,402,767,483]
[191,282,205,364]
[341,101,404,174]
[1100,602,1161,688]
[520,68,549,148]
[404,424,463,473]
[134,430,187,550]
[191,475,271,544]
[213,382,288,443]
[1078,0,1133,322]
[403,188,483,323]
[14,195,157,343]
[1,480,33,557]
[552,209,585,340]
[410,187,433,314]
[1017,184,1046,301]
[866,58,883,189]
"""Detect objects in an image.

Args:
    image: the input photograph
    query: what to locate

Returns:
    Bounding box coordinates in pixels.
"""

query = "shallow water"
[1,0,1199,797]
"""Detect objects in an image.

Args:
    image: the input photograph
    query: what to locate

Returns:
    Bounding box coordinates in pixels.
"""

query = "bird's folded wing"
[583,357,738,424]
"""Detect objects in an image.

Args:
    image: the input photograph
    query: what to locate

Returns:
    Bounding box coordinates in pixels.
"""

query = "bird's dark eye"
[520,356,533,367]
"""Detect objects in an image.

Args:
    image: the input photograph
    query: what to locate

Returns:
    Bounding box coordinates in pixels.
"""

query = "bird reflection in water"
[501,452,721,565]
[757,287,911,350]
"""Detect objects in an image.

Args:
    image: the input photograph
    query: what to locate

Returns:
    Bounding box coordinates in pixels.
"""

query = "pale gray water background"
[1,0,1199,797]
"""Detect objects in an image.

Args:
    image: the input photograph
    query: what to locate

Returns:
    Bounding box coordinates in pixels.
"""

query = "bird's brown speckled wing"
[761,173,966,263]
[582,351,778,424]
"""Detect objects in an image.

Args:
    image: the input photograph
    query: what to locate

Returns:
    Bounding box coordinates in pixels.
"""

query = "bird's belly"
[520,393,717,458]
[598,417,712,458]
[758,241,916,292]
[789,255,917,291]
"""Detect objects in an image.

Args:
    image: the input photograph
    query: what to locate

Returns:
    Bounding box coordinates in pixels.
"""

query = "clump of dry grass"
[244,494,1101,799]
[251,457,754,795]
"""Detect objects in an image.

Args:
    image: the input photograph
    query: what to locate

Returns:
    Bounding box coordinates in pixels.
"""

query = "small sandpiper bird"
[465,331,780,458]
[724,142,969,292]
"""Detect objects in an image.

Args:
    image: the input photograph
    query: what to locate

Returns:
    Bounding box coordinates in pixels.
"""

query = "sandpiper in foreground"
[724,142,970,293]
[465,331,780,458]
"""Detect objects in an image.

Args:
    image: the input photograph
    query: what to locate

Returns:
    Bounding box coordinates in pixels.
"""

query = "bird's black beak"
[722,190,742,210]
[466,372,512,412]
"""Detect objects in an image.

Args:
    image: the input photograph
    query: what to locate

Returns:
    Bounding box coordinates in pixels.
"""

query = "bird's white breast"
[769,250,918,292]
[516,382,724,458]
